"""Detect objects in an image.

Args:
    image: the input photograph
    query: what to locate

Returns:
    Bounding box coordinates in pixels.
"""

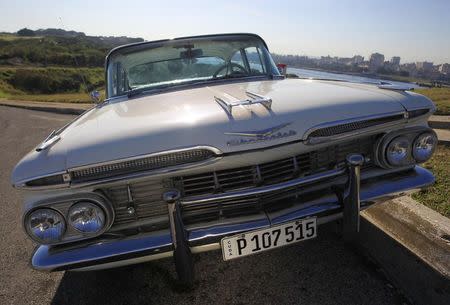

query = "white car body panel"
[11,78,433,185]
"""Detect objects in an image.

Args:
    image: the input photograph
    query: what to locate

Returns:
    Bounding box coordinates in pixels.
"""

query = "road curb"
[429,116,450,130]
[434,129,450,146]
[0,101,88,115]
[360,197,450,305]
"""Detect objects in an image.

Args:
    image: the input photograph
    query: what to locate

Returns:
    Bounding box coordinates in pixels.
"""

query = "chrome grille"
[71,148,216,183]
[104,180,169,227]
[177,136,376,198]
[307,114,404,138]
[103,136,377,230]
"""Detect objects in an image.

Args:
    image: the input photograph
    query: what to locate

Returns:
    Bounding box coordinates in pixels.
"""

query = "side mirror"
[90,90,101,104]
[276,63,287,76]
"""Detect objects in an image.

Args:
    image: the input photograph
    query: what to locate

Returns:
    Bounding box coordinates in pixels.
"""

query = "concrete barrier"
[360,197,450,305]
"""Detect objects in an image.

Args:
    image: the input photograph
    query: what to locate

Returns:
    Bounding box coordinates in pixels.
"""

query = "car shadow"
[50,223,404,305]
[51,258,180,305]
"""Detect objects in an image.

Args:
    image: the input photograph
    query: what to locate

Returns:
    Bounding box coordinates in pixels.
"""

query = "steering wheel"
[213,62,248,78]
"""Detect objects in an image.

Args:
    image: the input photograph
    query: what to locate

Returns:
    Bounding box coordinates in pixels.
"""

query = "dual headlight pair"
[25,201,106,244]
[377,129,437,168]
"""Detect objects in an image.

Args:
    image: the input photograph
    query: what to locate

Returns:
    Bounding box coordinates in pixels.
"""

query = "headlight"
[68,201,106,233]
[413,132,437,163]
[26,208,66,244]
[386,136,411,166]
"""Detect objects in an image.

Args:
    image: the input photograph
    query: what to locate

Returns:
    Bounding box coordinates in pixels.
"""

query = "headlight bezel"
[375,127,437,169]
[23,193,114,246]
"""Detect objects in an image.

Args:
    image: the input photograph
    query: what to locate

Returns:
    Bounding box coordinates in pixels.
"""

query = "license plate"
[221,217,317,261]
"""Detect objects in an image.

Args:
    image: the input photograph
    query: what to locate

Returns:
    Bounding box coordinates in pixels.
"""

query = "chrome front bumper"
[31,165,434,272]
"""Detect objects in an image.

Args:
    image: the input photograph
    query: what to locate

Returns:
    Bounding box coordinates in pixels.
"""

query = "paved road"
[0,106,408,305]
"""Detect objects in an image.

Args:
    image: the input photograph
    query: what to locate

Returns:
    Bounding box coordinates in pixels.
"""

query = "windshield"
[106,35,280,98]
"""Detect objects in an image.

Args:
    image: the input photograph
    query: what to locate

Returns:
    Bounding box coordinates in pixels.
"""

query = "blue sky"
[1,0,449,63]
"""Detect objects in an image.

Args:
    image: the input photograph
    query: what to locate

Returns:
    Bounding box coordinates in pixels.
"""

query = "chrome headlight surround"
[23,193,114,246]
[374,127,437,169]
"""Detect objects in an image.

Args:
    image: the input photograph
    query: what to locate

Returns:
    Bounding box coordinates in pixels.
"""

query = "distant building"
[320,55,336,65]
[401,63,418,77]
[352,55,364,65]
[390,56,401,66]
[369,53,385,72]
[438,63,450,74]
[416,61,434,72]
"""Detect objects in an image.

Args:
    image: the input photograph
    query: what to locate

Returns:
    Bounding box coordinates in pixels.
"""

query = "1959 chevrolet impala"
[12,33,437,286]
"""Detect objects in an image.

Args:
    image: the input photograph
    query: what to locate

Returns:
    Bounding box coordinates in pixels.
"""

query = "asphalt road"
[0,106,409,305]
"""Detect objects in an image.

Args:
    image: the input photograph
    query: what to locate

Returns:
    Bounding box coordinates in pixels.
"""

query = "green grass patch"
[413,145,450,218]
[4,92,95,103]
[378,74,430,84]
[415,88,450,115]
[0,66,103,103]
[0,34,43,41]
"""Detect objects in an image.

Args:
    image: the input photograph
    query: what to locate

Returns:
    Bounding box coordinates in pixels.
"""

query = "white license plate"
[221,217,317,261]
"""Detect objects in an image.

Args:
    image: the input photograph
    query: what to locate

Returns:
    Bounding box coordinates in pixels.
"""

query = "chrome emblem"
[225,123,297,146]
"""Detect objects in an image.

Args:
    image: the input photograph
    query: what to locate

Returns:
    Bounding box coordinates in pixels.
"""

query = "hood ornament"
[215,91,272,114]
[225,122,297,146]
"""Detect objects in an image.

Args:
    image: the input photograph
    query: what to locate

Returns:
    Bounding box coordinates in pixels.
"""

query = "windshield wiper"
[215,74,251,80]
[126,85,171,98]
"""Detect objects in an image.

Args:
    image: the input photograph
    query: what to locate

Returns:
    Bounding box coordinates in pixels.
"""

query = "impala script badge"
[225,123,297,146]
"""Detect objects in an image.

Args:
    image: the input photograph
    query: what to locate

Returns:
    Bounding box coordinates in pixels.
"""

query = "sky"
[1,0,449,64]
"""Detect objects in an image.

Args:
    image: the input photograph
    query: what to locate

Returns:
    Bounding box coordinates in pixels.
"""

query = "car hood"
[11,78,433,184]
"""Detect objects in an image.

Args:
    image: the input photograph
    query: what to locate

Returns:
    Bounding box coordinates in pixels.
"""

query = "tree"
[17,28,35,37]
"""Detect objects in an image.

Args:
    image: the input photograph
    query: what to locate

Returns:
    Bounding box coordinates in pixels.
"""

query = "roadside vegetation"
[0,67,104,103]
[413,145,450,218]
[0,29,142,103]
[415,88,450,115]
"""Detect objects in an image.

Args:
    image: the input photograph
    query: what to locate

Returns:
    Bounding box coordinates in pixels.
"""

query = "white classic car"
[12,33,437,286]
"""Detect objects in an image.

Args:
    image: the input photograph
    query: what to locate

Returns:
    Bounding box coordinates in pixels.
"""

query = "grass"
[0,33,43,41]
[413,145,450,218]
[378,74,430,84]
[415,88,450,115]
[0,66,103,104]
[3,92,95,103]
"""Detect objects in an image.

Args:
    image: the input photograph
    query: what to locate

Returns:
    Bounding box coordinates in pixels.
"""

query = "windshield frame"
[104,33,279,99]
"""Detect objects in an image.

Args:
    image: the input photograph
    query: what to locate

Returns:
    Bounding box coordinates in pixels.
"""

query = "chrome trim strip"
[224,122,291,137]
[378,83,415,91]
[13,171,70,190]
[181,168,346,205]
[72,251,174,271]
[302,111,407,145]
[30,166,434,271]
[70,156,223,189]
[16,146,223,190]
[68,145,222,172]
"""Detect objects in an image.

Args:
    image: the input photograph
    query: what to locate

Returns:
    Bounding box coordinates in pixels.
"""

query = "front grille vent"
[70,148,216,183]
[307,114,404,138]
[104,180,169,228]
[176,136,375,198]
